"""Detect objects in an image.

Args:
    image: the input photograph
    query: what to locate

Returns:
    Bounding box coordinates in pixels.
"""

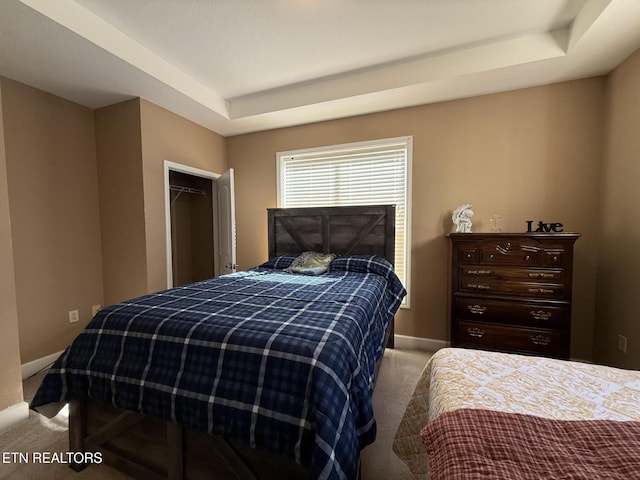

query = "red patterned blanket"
[421,408,640,480]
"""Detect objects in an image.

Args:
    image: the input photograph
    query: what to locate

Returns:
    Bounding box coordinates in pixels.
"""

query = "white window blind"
[277,137,411,305]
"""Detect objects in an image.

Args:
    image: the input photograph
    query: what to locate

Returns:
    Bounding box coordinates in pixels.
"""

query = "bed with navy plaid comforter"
[31,255,406,480]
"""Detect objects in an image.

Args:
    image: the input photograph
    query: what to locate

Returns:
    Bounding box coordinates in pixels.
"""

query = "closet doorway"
[164,161,236,288]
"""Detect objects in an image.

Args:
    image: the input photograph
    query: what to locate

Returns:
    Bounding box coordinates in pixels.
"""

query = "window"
[277,136,412,306]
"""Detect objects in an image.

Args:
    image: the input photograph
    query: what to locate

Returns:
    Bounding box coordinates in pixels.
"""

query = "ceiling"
[1,0,640,136]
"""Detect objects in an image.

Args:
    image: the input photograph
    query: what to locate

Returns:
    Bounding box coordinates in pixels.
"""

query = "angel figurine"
[452,204,474,233]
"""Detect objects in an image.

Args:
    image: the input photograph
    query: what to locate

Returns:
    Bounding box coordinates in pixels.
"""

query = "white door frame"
[164,160,220,289]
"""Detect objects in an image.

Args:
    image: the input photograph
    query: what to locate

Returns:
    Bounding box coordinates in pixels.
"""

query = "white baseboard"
[394,334,449,352]
[21,350,63,380]
[0,401,29,434]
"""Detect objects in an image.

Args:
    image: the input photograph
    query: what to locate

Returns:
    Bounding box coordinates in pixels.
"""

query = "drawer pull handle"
[467,269,492,275]
[528,288,555,294]
[467,327,486,338]
[467,305,487,315]
[528,272,554,279]
[530,335,551,346]
[496,242,512,253]
[468,283,491,290]
[530,310,552,321]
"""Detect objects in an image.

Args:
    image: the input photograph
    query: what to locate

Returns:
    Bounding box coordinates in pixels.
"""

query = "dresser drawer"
[542,249,564,267]
[455,320,566,358]
[476,239,568,268]
[478,238,542,266]
[458,247,478,264]
[460,265,564,282]
[458,279,565,299]
[454,297,569,328]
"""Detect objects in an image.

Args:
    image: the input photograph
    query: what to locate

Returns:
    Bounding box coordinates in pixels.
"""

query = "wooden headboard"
[267,205,396,265]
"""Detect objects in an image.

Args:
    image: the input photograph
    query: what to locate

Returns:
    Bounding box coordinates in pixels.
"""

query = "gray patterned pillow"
[285,251,336,275]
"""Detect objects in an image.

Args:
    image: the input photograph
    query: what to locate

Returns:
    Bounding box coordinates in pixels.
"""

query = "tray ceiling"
[1,0,640,135]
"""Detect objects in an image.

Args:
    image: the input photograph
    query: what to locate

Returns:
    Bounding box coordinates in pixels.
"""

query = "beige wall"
[95,99,147,306]
[0,81,24,410]
[95,98,226,304]
[139,99,227,294]
[228,78,606,361]
[595,49,640,369]
[1,78,104,364]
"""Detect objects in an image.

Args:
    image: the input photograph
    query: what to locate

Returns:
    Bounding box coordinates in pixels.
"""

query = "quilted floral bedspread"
[392,347,640,478]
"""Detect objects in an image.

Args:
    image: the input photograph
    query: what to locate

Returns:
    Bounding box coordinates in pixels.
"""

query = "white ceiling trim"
[229,30,568,119]
[19,0,231,119]
[568,0,612,51]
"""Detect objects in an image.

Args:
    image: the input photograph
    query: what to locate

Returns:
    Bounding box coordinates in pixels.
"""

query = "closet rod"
[170,185,207,207]
[170,185,206,196]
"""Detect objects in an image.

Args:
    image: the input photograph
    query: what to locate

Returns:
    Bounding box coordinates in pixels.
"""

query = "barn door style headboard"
[267,205,396,265]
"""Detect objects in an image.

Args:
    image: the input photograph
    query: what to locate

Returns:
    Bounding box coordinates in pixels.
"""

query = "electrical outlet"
[92,305,101,317]
[69,309,80,324]
[617,334,627,353]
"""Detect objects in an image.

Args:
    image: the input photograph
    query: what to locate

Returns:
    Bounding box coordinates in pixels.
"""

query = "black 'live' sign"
[526,221,564,233]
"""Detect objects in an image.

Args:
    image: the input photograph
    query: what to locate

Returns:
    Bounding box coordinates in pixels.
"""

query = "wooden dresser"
[448,233,580,359]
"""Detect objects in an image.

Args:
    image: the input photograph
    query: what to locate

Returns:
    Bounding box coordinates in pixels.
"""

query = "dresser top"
[448,232,581,240]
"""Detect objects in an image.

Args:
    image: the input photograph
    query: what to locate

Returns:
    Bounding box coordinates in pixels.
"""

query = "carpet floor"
[1,347,431,479]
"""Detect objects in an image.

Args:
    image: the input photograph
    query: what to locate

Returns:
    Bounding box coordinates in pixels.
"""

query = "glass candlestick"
[490,214,503,233]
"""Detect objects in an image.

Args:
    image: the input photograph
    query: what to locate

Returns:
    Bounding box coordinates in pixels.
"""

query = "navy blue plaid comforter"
[31,255,406,480]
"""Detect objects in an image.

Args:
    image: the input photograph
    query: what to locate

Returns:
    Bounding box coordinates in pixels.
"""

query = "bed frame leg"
[167,421,185,480]
[386,320,395,349]
[68,400,87,472]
